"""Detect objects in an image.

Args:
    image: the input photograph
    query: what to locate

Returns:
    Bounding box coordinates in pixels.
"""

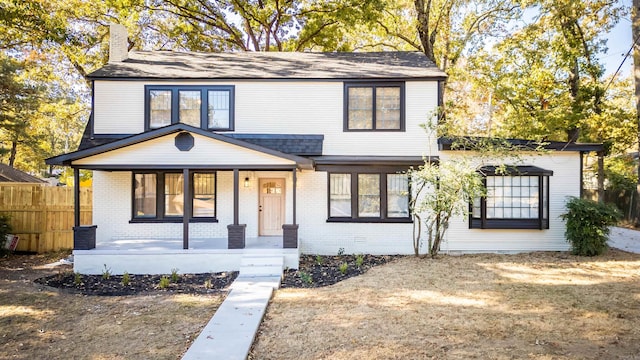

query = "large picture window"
[328,171,410,223]
[344,82,405,131]
[132,171,217,222]
[471,166,552,229]
[145,85,234,131]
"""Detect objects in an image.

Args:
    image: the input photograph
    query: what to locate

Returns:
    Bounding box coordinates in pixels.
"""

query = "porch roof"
[312,155,432,167]
[46,123,314,170]
[438,137,603,152]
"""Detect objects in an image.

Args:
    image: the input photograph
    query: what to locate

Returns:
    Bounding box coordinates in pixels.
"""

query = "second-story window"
[149,90,172,128]
[145,85,235,131]
[179,90,201,127]
[344,82,405,131]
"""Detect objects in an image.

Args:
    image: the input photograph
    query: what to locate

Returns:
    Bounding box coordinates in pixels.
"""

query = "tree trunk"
[632,0,640,225]
[8,140,17,167]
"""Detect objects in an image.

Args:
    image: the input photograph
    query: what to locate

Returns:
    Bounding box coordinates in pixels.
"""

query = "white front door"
[259,178,285,236]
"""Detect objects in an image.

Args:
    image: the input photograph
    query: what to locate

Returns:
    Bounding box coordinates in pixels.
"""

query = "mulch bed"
[281,254,400,288]
[35,271,239,296]
[35,254,399,295]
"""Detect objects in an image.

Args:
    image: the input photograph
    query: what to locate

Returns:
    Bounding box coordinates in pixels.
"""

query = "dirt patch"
[0,251,389,359]
[0,251,225,360]
[250,249,640,360]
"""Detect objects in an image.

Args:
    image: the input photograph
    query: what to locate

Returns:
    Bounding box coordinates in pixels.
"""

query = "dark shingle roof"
[0,164,45,183]
[224,134,323,156]
[79,132,324,156]
[88,51,445,80]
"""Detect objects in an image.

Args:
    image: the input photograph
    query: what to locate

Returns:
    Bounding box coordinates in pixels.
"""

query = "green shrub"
[298,271,313,284]
[604,156,637,192]
[339,262,348,275]
[561,197,621,256]
[158,276,170,289]
[170,268,180,283]
[101,264,111,280]
[74,272,83,286]
[122,272,131,286]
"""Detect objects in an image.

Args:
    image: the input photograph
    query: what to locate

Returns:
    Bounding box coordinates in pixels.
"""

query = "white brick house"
[46,25,602,274]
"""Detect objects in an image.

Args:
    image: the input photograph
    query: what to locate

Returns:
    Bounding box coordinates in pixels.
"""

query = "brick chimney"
[108,24,128,63]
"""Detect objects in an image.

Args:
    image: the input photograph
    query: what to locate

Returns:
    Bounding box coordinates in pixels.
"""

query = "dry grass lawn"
[0,252,223,360]
[251,250,640,360]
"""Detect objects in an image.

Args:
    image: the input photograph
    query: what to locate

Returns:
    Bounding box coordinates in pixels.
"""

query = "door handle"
[259,205,263,212]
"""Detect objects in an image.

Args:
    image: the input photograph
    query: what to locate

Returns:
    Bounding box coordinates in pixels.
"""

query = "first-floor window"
[328,170,410,222]
[471,166,551,229]
[133,171,216,221]
[358,174,380,217]
[164,173,184,217]
[193,173,216,217]
[134,173,157,217]
[330,174,351,217]
[387,174,409,218]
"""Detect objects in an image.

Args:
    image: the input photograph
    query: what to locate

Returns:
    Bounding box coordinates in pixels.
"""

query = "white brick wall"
[439,151,579,253]
[94,170,295,243]
[93,80,439,156]
[94,171,230,243]
[93,169,414,254]
[92,150,580,254]
[296,171,415,255]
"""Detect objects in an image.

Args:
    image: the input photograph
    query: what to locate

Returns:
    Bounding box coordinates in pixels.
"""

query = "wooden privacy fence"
[0,183,92,253]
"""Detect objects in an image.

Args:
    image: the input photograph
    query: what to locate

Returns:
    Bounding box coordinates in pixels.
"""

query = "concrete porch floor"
[73,236,299,275]
[96,236,285,251]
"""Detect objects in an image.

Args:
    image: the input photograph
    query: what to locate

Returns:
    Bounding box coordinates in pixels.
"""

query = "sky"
[602,0,633,77]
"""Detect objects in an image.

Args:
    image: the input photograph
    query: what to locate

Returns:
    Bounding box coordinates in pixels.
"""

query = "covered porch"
[45,124,317,274]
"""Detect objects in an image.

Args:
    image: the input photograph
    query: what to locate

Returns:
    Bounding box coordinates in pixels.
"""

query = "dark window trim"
[144,85,235,132]
[470,166,551,230]
[326,166,411,223]
[343,81,405,132]
[131,170,217,223]
[469,218,548,229]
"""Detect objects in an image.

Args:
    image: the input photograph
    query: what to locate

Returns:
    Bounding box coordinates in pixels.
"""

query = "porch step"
[239,255,284,278]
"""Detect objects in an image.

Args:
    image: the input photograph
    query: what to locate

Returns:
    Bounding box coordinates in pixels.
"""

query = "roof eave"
[86,75,448,81]
[46,124,315,170]
[437,137,603,153]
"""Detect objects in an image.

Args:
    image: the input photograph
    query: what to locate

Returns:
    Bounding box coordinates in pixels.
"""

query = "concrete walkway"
[608,226,640,254]
[181,256,283,360]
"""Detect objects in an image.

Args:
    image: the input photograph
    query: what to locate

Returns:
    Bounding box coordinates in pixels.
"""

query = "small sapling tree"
[409,156,484,258]
[409,122,535,258]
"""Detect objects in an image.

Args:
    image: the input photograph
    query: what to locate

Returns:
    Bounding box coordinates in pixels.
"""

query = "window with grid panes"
[132,171,216,222]
[145,85,234,131]
[344,82,404,131]
[471,166,551,229]
[328,171,410,222]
